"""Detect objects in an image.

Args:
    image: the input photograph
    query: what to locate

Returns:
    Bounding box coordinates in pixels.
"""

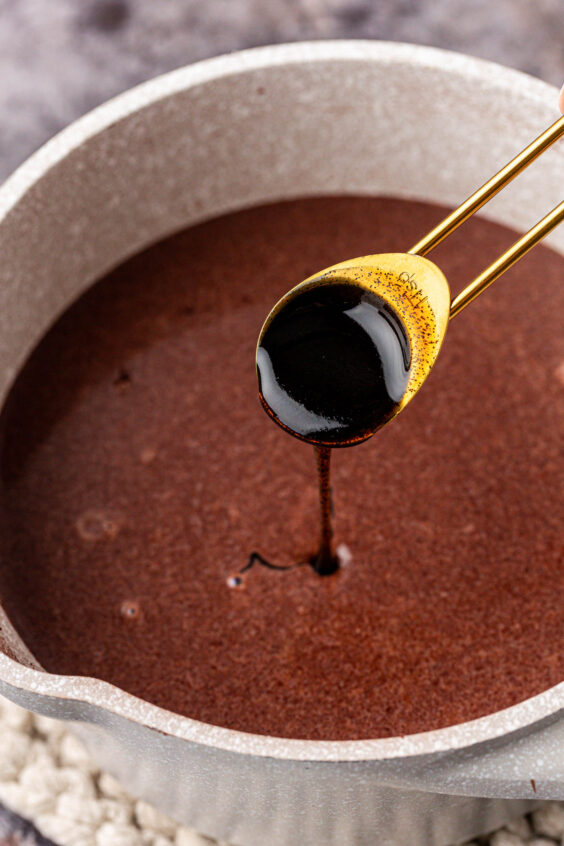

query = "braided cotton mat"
[0,696,563,846]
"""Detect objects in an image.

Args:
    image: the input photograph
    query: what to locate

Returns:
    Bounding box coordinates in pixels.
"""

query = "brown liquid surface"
[0,197,563,740]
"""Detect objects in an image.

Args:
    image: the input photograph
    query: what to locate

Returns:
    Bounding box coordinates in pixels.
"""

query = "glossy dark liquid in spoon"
[257,283,412,572]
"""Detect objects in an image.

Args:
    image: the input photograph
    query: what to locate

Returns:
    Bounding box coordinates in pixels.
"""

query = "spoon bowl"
[257,253,450,446]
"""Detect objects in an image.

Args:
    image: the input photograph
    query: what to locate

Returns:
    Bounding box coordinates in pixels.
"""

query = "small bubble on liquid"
[113,368,131,389]
[120,600,140,620]
[336,543,353,567]
[76,509,123,541]
[226,574,245,589]
[140,447,156,464]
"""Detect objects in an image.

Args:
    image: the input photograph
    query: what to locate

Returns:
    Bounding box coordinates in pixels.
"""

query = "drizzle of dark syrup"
[227,551,305,589]
[241,551,301,573]
[311,445,339,575]
[253,282,411,579]
[234,446,338,584]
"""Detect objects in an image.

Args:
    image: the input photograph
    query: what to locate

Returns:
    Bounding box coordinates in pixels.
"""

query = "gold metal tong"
[407,114,564,318]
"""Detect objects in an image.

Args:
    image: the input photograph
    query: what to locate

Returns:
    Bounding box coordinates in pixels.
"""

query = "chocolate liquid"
[0,197,562,740]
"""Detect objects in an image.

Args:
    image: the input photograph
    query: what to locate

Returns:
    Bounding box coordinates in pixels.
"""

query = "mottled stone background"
[0,0,563,181]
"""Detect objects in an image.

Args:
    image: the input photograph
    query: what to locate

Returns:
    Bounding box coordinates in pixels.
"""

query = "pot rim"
[0,39,562,763]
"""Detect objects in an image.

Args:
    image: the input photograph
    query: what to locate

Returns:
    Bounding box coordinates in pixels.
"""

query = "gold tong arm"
[407,114,564,318]
[450,200,564,317]
[408,115,564,257]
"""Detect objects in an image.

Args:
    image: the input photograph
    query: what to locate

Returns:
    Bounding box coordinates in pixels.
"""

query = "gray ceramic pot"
[0,41,562,846]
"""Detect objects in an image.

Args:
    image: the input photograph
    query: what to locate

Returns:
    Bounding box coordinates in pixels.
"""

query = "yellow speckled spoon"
[257,115,564,449]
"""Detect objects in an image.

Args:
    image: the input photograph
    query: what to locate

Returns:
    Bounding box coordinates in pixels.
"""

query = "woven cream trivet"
[1,694,563,846]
